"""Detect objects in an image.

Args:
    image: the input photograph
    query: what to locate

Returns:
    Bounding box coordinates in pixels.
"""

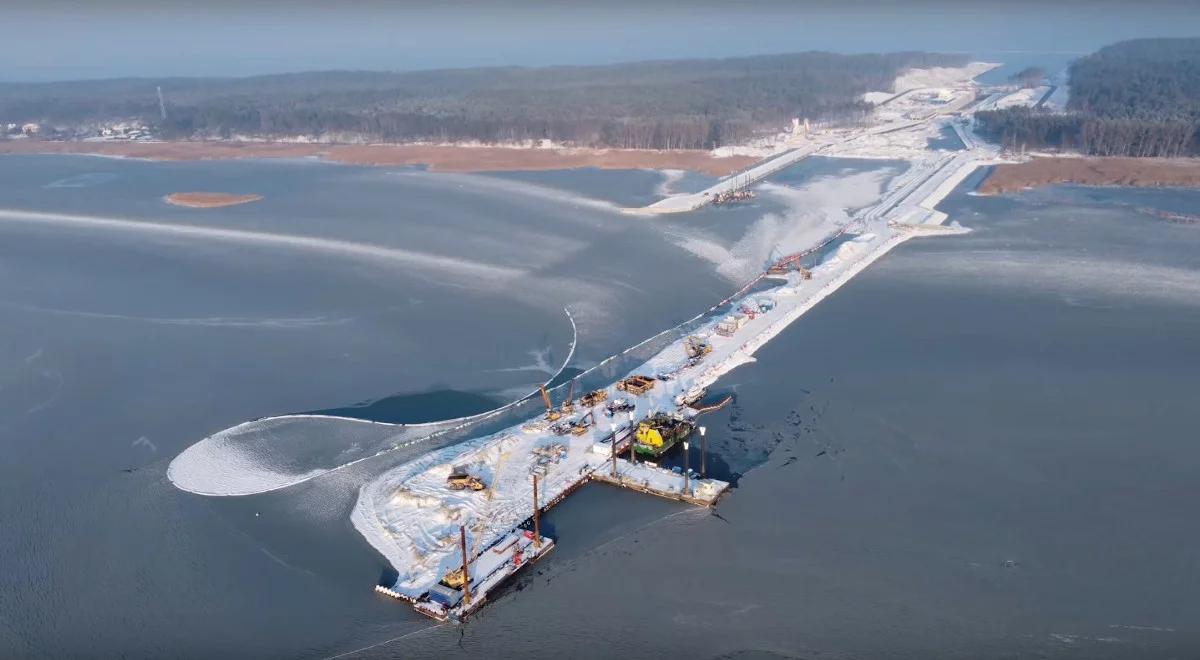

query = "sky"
[1,0,1198,81]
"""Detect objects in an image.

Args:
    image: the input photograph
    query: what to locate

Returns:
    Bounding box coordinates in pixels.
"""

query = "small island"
[164,192,262,208]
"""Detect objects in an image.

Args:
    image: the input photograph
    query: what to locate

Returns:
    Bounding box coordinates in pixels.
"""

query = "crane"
[560,381,575,415]
[540,386,562,421]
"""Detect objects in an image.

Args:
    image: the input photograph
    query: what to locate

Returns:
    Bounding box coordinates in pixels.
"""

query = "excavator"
[767,255,813,279]
[540,386,562,422]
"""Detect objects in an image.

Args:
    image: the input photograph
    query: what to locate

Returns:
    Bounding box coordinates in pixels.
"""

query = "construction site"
[159,60,1009,625]
[368,348,736,622]
[358,129,985,620]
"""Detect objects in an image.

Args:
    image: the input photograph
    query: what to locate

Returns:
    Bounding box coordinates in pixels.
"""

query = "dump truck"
[447,466,486,491]
[616,375,656,396]
[633,413,696,458]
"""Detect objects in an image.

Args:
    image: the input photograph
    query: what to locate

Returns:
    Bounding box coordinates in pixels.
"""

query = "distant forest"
[977,38,1200,157]
[0,51,965,150]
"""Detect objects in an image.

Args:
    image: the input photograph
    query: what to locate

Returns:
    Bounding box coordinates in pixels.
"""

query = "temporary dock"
[373,449,728,621]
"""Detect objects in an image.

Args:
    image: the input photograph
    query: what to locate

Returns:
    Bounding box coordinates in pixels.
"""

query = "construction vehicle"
[560,382,575,416]
[540,386,561,422]
[447,466,486,491]
[441,567,469,589]
[579,389,608,407]
[633,413,696,458]
[616,375,656,396]
[767,254,813,279]
[568,410,595,436]
[605,398,635,417]
[684,336,712,361]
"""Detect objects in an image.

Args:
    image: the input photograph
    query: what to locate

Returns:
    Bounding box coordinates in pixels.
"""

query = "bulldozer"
[540,386,562,422]
[447,466,486,491]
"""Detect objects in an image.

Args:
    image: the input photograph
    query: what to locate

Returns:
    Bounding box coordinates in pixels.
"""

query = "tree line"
[976,38,1200,157]
[0,51,965,150]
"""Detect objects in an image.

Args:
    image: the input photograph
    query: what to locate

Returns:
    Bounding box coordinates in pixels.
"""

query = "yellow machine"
[540,386,562,421]
[447,467,486,491]
[579,389,608,407]
[442,567,467,589]
[635,423,666,449]
[633,414,695,457]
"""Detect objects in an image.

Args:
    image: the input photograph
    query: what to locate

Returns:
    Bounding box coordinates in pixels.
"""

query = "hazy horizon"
[3,0,1198,82]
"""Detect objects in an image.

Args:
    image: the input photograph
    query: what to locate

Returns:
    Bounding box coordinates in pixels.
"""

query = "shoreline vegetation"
[0,51,964,151]
[0,140,758,176]
[975,38,1200,158]
[978,156,1200,195]
[164,191,263,208]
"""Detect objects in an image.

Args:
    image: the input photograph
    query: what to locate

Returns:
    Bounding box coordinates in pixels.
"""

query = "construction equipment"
[560,382,575,416]
[441,567,468,589]
[447,466,486,491]
[540,386,562,422]
[766,253,814,279]
[616,375,656,396]
[579,389,608,407]
[716,314,748,337]
[568,410,596,435]
[605,398,635,417]
[633,413,696,458]
[684,336,712,361]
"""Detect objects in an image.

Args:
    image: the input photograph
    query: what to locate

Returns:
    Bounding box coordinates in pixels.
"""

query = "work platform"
[373,449,729,621]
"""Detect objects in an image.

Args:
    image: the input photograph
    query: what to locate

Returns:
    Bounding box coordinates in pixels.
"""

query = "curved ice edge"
[167,307,579,496]
[169,156,985,498]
